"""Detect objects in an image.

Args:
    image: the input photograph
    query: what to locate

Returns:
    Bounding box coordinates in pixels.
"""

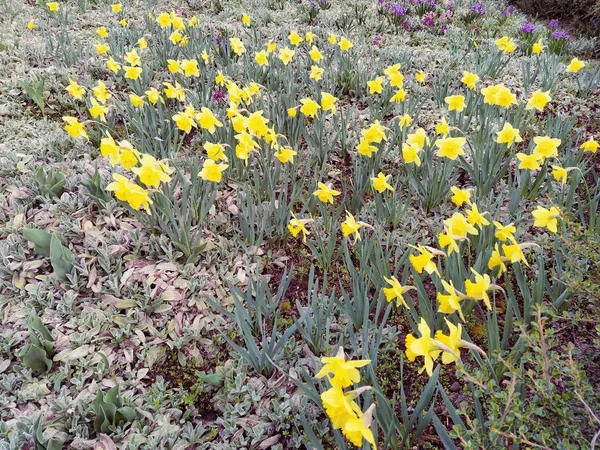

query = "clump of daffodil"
[316,348,376,449]
[405,318,483,377]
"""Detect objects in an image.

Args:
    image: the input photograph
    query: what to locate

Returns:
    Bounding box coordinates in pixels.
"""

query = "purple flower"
[508,5,515,13]
[549,19,560,28]
[402,20,411,29]
[212,88,226,104]
[389,2,407,16]
[440,24,448,32]
[422,11,436,26]
[448,1,455,9]
[470,2,486,16]
[373,34,383,47]
[551,29,570,40]
[520,21,536,34]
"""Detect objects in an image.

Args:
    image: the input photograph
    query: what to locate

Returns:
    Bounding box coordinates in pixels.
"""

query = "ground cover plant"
[0,0,599,448]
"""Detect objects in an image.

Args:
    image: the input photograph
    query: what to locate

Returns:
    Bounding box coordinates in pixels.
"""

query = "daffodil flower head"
[315,347,371,388]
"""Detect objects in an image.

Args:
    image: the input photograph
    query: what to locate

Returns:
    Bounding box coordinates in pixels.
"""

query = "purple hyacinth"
[373,34,383,47]
[470,2,486,16]
[551,29,570,40]
[520,21,536,34]
[440,24,448,32]
[448,0,455,9]
[549,19,560,28]
[422,11,436,26]
[212,88,226,104]
[389,2,407,16]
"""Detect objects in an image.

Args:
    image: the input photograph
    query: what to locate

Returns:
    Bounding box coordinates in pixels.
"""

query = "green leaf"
[49,234,75,280]
[19,344,52,372]
[23,229,52,257]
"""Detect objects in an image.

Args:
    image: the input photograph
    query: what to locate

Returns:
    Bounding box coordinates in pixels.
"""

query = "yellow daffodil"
[198,159,228,182]
[287,212,313,242]
[313,181,341,204]
[371,172,394,193]
[383,276,414,308]
[66,79,85,100]
[367,76,384,94]
[435,137,466,160]
[315,347,371,388]
[62,116,88,139]
[450,186,471,206]
[496,122,523,147]
[299,97,320,117]
[565,57,585,73]
[526,89,552,112]
[464,268,493,310]
[437,281,466,321]
[580,137,599,153]
[532,205,560,233]
[461,71,479,90]
[278,47,295,65]
[405,318,441,376]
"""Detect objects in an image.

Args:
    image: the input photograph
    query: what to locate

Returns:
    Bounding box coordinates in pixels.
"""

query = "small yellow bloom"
[111,3,122,13]
[580,137,599,153]
[313,181,341,204]
[123,66,143,80]
[532,205,560,233]
[445,94,466,112]
[495,35,516,53]
[119,19,128,27]
[278,47,295,65]
[450,186,471,207]
[516,152,542,170]
[288,30,303,46]
[339,36,353,51]
[371,172,394,193]
[566,57,585,73]
[180,59,200,77]
[415,70,426,84]
[28,21,35,30]
[46,2,59,12]
[107,57,121,73]
[199,159,228,182]
[526,89,552,112]
[309,65,324,81]
[129,93,145,108]
[435,137,466,160]
[495,122,523,147]
[461,71,479,90]
[62,116,88,139]
[551,165,568,184]
[97,26,108,38]
[532,39,544,55]
[367,76,384,94]
[96,42,110,55]
[138,37,148,49]
[398,113,412,129]
[132,154,172,188]
[383,276,412,308]
[287,212,312,243]
[275,147,297,164]
[241,13,251,26]
[321,92,337,114]
[255,50,269,66]
[341,211,368,243]
[299,97,320,118]
[66,79,85,100]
